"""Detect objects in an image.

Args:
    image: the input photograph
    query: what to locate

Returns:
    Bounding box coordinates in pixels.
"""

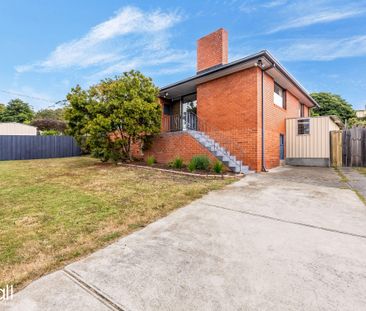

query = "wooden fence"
[330,131,342,167]
[0,135,81,161]
[331,127,366,167]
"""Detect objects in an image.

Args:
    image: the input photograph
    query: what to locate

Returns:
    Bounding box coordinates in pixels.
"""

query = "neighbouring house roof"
[0,122,38,135]
[0,122,37,128]
[329,115,344,129]
[356,110,366,118]
[159,50,319,108]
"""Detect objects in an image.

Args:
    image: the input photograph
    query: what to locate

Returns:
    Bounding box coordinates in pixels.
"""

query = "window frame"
[274,82,286,109]
[300,103,305,117]
[297,118,310,135]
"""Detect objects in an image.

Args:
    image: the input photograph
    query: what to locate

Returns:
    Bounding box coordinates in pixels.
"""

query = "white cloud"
[15,6,188,76]
[262,0,288,8]
[275,35,366,61]
[239,0,288,13]
[268,8,365,33]
[88,49,195,82]
[238,1,366,34]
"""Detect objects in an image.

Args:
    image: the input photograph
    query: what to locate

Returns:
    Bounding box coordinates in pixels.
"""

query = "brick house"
[144,28,318,173]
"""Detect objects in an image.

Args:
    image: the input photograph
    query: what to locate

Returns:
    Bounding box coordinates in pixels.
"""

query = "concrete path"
[2,167,366,311]
[341,167,366,201]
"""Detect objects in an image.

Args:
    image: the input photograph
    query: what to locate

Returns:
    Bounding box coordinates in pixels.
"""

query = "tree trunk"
[128,137,132,161]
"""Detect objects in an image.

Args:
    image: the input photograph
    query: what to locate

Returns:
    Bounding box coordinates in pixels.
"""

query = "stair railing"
[185,111,244,172]
[162,112,245,172]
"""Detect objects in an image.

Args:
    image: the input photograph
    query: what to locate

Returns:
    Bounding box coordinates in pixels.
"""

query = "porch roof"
[159,50,319,108]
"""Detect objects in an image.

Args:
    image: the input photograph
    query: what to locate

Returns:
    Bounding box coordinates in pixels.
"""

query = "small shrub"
[41,129,61,136]
[188,161,195,172]
[188,155,210,172]
[170,157,184,169]
[146,155,155,166]
[213,160,224,174]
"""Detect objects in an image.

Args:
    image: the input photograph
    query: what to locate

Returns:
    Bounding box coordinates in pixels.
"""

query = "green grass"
[354,189,366,206]
[334,167,366,206]
[357,167,366,176]
[334,167,349,183]
[0,157,234,290]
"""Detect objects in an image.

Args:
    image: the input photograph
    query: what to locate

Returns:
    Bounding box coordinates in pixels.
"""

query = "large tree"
[65,70,161,161]
[34,108,66,121]
[31,119,67,133]
[0,99,34,123]
[310,92,355,122]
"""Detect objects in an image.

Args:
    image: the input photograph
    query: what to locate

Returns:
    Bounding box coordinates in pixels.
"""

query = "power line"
[0,89,68,109]
[0,89,56,103]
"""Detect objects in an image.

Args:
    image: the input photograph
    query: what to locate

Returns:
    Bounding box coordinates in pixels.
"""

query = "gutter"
[262,51,319,108]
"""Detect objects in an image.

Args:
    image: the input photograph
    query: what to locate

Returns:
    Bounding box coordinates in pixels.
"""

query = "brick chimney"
[197,28,228,73]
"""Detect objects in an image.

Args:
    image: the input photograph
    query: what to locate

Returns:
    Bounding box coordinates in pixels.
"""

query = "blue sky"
[0,0,365,110]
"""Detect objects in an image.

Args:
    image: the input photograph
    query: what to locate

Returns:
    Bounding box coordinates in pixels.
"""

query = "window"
[274,83,286,108]
[298,119,310,135]
[163,104,170,115]
[299,103,305,117]
[181,93,197,131]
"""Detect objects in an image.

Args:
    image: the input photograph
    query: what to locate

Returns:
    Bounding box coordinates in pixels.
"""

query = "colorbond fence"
[331,127,366,167]
[0,135,81,161]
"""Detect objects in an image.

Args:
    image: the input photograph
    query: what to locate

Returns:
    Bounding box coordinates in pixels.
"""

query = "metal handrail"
[162,112,243,171]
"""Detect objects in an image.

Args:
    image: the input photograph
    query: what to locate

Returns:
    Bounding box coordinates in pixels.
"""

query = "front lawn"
[0,157,234,290]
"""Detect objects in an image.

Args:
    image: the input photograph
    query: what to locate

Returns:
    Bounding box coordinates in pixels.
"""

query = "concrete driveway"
[2,166,366,311]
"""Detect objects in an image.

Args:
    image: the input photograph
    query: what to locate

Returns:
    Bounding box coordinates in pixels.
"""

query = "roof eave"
[159,50,319,108]
[261,50,319,108]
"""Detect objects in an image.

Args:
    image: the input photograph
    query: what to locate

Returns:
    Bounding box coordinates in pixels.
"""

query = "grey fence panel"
[0,135,81,161]
[362,129,366,166]
[342,127,366,167]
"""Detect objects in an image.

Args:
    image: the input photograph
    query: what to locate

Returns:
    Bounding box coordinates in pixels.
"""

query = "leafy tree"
[64,85,91,148]
[65,70,161,161]
[310,92,355,122]
[0,103,5,115]
[31,119,67,133]
[0,99,34,123]
[34,108,66,121]
[348,117,366,127]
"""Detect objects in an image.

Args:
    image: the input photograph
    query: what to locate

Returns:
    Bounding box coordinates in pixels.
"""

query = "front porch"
[156,85,249,173]
[161,93,198,133]
[157,94,249,173]
[162,112,198,132]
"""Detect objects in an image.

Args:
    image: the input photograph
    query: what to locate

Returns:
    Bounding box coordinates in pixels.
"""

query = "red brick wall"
[262,71,302,169]
[197,67,262,171]
[197,28,228,72]
[196,67,305,171]
[155,68,310,172]
[143,132,216,164]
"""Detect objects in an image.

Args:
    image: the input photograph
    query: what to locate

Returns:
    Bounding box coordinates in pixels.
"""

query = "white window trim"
[274,83,285,108]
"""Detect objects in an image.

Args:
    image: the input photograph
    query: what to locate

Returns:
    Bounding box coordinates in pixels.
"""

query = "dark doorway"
[280,134,285,160]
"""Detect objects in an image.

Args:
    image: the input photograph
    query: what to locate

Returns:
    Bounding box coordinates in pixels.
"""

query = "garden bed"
[122,162,242,178]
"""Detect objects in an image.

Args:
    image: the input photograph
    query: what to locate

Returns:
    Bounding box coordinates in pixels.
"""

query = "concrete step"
[217,155,230,162]
[187,130,250,174]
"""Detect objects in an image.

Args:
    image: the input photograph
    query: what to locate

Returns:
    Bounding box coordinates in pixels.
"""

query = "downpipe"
[257,60,275,172]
